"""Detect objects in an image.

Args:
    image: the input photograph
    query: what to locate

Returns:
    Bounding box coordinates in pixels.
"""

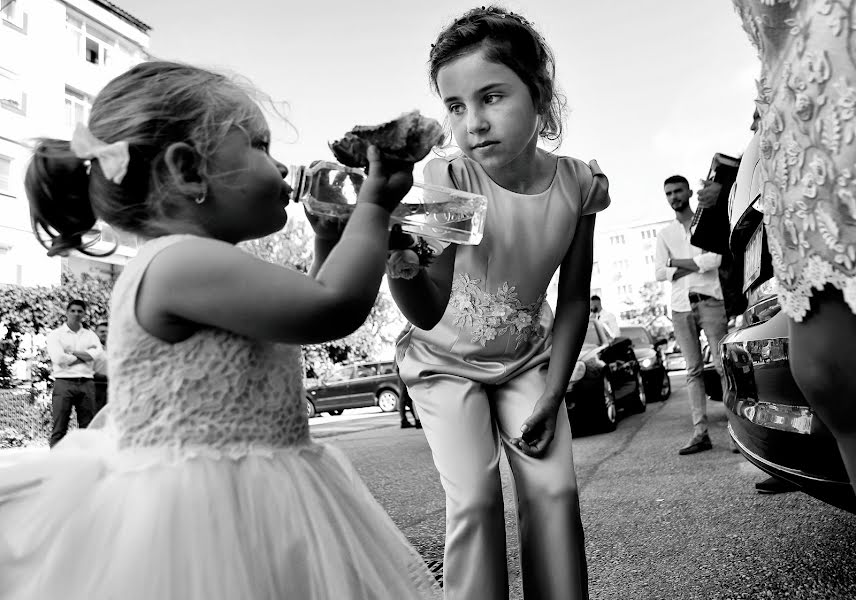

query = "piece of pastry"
[329,110,444,168]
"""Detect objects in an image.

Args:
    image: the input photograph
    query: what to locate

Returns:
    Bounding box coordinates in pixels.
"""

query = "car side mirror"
[654,338,667,348]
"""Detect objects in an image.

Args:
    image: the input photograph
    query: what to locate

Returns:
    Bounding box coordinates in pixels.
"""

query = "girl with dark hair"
[388,6,610,599]
[0,61,441,600]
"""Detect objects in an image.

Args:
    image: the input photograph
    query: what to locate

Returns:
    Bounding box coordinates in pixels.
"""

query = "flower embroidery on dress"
[450,273,545,347]
[732,0,856,321]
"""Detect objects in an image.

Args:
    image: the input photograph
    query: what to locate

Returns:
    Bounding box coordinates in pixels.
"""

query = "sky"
[114,0,760,231]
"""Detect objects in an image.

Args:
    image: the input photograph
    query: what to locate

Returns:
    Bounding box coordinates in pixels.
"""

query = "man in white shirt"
[655,175,729,456]
[590,295,620,337]
[93,321,109,413]
[45,299,104,447]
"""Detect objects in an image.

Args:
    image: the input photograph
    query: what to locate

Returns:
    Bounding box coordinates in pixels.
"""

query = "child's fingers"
[365,145,382,176]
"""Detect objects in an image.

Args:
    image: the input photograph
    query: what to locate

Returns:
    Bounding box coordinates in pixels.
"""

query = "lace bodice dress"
[107,235,309,455]
[0,235,441,600]
[733,0,856,319]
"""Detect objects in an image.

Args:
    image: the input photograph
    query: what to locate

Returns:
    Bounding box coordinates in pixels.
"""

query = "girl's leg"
[788,286,856,494]
[407,373,508,600]
[492,365,588,600]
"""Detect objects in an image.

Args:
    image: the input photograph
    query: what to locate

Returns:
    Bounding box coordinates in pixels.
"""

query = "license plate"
[743,225,763,292]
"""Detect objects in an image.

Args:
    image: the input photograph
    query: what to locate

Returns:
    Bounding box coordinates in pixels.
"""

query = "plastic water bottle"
[289,161,487,245]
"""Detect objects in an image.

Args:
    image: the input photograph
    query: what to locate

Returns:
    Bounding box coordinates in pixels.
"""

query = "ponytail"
[25,139,97,257]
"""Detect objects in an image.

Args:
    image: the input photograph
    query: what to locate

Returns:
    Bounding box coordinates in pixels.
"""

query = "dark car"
[720,154,855,512]
[566,319,646,433]
[621,325,671,402]
[304,361,402,418]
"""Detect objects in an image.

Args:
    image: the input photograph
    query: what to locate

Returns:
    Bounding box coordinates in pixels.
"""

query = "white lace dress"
[0,235,441,600]
[733,0,856,320]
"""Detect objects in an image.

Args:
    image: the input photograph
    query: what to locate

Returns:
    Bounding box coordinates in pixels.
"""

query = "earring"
[195,193,206,205]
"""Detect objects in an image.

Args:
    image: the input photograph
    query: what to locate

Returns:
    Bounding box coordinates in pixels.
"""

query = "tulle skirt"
[0,426,441,600]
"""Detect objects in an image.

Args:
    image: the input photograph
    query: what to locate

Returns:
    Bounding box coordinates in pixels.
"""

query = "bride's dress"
[0,234,441,600]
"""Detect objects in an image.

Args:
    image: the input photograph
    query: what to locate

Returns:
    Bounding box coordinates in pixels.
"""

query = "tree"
[620,281,668,326]
[241,215,404,378]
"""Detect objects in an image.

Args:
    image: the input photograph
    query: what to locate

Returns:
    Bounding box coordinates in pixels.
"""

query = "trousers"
[49,378,96,447]
[672,297,729,437]
[407,363,588,600]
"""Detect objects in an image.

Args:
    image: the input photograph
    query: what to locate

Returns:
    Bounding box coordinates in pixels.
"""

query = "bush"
[0,388,53,448]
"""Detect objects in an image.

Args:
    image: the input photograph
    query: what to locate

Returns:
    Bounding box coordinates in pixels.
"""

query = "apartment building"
[0,0,149,286]
[590,218,672,323]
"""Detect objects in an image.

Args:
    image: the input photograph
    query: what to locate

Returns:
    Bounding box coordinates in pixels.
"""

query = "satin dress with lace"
[0,235,441,600]
[733,0,856,320]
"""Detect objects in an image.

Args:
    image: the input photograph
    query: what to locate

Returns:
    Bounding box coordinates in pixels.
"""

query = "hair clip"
[70,123,130,185]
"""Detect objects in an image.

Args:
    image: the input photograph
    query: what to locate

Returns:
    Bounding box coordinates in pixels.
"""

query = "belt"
[56,377,92,384]
[688,292,714,304]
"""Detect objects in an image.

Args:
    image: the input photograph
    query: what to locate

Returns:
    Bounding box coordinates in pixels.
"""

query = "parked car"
[566,319,646,433]
[720,152,855,513]
[621,325,671,401]
[304,361,402,418]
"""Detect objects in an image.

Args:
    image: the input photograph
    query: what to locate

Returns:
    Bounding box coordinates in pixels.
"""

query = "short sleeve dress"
[732,0,856,320]
[397,154,610,384]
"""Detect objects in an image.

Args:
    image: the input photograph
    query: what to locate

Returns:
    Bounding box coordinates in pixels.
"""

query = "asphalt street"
[312,373,856,600]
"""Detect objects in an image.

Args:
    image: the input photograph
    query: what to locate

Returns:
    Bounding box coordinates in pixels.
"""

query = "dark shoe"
[401,421,413,429]
[755,476,798,495]
[678,433,712,455]
[414,420,422,429]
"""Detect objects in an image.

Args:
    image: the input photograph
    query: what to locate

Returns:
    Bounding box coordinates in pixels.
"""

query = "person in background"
[655,175,729,456]
[93,320,109,414]
[590,294,619,337]
[44,299,104,447]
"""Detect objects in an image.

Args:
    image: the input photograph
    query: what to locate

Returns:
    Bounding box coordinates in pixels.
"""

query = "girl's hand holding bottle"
[358,146,414,214]
[304,146,413,241]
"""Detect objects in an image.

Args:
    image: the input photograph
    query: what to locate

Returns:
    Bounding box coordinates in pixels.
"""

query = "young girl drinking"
[388,7,610,600]
[0,61,441,600]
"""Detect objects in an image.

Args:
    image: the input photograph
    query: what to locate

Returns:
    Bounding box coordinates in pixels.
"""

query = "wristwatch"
[667,258,672,268]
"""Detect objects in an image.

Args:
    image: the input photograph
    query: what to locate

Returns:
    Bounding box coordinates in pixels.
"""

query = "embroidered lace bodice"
[732,0,856,319]
[107,235,308,452]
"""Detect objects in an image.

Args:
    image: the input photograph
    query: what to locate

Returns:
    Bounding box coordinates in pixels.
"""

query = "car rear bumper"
[722,309,854,505]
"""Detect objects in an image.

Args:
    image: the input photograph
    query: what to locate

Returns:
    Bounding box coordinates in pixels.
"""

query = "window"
[612,259,630,272]
[0,156,10,194]
[644,254,655,265]
[609,234,626,246]
[65,87,91,129]
[1,0,26,31]
[640,228,658,240]
[617,284,634,295]
[355,364,377,378]
[0,70,26,115]
[66,12,114,66]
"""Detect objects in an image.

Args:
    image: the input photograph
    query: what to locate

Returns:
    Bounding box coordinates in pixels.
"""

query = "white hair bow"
[69,123,130,185]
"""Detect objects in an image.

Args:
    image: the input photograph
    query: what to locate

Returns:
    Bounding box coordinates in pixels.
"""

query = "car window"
[355,365,377,378]
[326,366,354,382]
[378,362,396,375]
[623,327,650,347]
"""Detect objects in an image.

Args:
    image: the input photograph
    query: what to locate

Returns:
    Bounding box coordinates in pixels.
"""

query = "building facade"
[590,218,673,324]
[0,0,149,286]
